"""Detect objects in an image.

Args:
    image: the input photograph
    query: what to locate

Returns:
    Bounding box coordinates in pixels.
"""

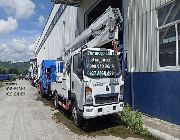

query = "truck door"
[71,53,83,109]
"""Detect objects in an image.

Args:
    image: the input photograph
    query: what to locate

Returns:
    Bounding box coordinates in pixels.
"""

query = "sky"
[0,0,53,62]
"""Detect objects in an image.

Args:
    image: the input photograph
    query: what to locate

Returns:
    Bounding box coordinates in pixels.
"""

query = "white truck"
[51,7,124,127]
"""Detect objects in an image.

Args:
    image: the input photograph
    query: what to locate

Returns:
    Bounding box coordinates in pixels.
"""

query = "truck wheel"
[40,86,45,98]
[41,92,45,98]
[47,91,51,100]
[54,92,60,109]
[38,84,41,94]
[72,102,82,127]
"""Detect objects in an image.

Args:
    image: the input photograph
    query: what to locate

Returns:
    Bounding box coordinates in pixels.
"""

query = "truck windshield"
[83,53,121,78]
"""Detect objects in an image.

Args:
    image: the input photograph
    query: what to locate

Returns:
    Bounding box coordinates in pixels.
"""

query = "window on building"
[53,18,56,25]
[158,0,180,68]
[178,23,180,65]
[158,1,180,27]
[159,25,176,67]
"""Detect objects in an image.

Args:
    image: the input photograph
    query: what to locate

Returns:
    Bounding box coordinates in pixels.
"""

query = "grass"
[121,104,150,135]
[0,81,3,88]
[35,96,155,139]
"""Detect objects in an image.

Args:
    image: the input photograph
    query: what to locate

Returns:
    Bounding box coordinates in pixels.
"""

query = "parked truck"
[39,7,124,127]
[38,60,57,99]
[0,74,12,81]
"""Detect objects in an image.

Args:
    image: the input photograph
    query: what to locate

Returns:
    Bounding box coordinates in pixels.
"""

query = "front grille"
[95,93,119,104]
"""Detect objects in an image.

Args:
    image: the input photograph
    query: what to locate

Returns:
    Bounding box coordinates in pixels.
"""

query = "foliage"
[121,104,150,136]
[9,68,19,74]
[0,61,29,75]
[0,68,7,74]
[0,81,2,88]
[12,75,17,81]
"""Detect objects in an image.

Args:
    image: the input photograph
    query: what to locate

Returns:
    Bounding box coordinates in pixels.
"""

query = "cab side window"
[73,53,83,78]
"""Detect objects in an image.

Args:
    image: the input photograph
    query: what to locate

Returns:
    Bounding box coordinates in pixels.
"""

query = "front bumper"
[83,102,124,119]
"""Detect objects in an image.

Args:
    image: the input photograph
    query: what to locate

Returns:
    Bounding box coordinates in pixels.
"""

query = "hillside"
[0,61,30,75]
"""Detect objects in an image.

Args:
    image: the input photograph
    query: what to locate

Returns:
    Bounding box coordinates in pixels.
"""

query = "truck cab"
[39,60,56,99]
[52,47,124,127]
[70,48,124,124]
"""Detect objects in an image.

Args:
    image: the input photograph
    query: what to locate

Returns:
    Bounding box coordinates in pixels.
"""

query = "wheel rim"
[72,106,77,125]
[54,94,57,107]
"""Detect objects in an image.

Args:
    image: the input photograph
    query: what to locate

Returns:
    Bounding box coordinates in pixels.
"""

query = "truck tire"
[72,102,83,127]
[54,92,60,109]
[40,86,45,98]
[47,91,51,100]
[41,92,45,98]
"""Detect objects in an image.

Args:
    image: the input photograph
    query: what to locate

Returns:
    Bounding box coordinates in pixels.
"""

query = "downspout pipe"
[122,0,134,109]
[122,0,125,77]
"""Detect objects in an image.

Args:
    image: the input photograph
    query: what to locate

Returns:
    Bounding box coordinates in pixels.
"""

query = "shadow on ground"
[35,96,155,140]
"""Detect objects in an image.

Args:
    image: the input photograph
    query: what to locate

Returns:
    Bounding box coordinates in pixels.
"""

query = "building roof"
[52,0,82,6]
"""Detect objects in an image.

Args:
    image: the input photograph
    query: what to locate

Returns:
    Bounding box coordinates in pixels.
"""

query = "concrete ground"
[143,115,180,140]
[0,80,142,140]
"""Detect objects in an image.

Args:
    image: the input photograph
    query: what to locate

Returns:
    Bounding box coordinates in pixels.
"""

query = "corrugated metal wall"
[36,0,97,76]
[36,4,60,55]
[124,0,173,72]
[36,5,78,66]
[35,1,97,78]
[124,0,180,125]
[124,72,180,125]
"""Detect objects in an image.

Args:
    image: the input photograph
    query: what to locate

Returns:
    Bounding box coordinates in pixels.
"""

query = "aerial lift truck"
[44,6,124,127]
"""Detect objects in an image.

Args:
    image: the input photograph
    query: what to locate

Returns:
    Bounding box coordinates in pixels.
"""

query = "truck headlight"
[85,87,93,105]
[120,85,124,101]
[119,94,123,101]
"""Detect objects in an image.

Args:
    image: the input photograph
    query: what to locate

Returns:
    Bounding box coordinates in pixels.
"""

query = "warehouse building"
[35,0,122,78]
[124,0,180,125]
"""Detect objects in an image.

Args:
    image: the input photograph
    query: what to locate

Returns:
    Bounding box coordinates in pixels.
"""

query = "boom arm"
[64,7,122,55]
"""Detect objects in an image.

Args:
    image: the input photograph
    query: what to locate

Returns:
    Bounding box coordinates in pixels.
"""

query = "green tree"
[9,68,19,74]
[0,68,7,74]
